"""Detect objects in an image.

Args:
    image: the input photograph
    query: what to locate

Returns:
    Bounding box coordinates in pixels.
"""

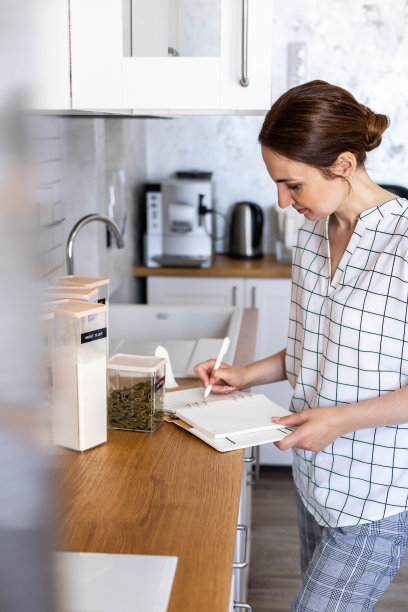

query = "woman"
[194,80,408,611]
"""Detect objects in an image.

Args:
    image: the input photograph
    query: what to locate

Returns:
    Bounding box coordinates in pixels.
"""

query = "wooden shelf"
[134,254,292,279]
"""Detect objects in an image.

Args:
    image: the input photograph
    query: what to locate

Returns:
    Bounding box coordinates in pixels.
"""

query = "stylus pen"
[204,336,231,399]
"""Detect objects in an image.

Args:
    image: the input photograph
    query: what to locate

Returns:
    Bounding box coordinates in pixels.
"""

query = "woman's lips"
[296,207,308,214]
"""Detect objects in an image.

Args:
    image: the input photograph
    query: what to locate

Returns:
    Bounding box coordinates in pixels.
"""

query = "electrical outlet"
[287,42,307,89]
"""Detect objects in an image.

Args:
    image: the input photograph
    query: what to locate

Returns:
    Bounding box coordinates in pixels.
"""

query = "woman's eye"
[288,184,301,191]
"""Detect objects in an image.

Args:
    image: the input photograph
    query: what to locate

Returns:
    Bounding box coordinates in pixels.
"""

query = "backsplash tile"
[34,118,65,278]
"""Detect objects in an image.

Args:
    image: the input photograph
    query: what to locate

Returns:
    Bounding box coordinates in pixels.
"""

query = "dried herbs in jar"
[108,379,165,432]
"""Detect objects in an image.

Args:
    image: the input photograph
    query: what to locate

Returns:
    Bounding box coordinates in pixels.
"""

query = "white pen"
[204,336,231,399]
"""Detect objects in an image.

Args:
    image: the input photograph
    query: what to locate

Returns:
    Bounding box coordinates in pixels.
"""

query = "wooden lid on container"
[107,353,166,373]
[49,299,107,318]
[51,275,110,288]
[45,286,98,300]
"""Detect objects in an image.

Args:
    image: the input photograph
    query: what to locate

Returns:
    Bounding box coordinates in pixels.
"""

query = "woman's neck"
[332,170,396,230]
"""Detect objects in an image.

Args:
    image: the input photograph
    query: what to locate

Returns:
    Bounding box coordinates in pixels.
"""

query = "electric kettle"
[228,202,264,259]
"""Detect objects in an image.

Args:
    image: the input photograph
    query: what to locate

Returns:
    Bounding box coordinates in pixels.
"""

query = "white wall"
[144,0,408,253]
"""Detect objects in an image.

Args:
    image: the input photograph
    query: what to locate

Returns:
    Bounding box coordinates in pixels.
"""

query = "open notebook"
[164,387,293,452]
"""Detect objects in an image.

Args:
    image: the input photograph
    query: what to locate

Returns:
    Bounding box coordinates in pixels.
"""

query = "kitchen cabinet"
[147,276,244,306]
[245,278,293,466]
[32,0,71,110]
[148,275,294,465]
[69,0,273,113]
[232,447,255,607]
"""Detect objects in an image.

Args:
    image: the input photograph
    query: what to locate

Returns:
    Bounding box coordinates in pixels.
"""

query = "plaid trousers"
[291,491,408,612]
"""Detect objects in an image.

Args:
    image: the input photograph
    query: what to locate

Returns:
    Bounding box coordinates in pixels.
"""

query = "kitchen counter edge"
[134,254,292,279]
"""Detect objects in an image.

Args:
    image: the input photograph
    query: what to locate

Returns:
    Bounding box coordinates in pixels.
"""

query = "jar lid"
[45,286,98,300]
[41,308,54,321]
[51,275,110,288]
[107,353,166,372]
[49,299,107,318]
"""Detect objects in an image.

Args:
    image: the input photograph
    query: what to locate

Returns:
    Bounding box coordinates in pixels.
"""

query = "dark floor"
[248,467,408,612]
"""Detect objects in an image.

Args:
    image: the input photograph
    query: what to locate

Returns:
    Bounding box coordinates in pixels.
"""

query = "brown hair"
[258,80,390,178]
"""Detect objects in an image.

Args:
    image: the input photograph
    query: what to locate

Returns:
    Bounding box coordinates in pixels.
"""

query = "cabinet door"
[147,276,244,306]
[245,278,294,466]
[70,0,273,112]
[32,0,71,110]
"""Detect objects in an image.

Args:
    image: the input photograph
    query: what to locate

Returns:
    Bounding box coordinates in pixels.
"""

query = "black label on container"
[98,298,106,304]
[81,327,107,344]
[155,376,165,392]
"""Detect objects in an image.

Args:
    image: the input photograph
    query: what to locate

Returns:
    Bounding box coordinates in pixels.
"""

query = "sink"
[109,305,244,377]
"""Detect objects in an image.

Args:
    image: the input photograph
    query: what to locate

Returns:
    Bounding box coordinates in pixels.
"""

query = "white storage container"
[51,299,108,451]
[41,307,54,415]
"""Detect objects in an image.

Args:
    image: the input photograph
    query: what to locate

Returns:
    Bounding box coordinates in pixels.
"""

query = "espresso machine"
[144,173,214,268]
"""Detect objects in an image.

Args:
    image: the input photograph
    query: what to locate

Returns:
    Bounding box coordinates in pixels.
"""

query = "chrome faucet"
[66,214,125,275]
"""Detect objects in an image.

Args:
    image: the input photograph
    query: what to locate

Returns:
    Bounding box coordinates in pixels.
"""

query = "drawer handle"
[251,286,256,308]
[239,0,250,87]
[234,603,253,611]
[243,446,255,463]
[232,524,250,569]
[232,285,237,306]
[247,446,260,486]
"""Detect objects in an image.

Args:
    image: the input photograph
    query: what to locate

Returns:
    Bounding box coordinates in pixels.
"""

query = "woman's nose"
[277,187,295,209]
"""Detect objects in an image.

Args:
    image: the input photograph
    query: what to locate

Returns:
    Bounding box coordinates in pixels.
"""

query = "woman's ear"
[331,152,357,179]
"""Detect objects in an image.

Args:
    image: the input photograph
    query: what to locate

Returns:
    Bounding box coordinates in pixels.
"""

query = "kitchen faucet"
[66,214,125,275]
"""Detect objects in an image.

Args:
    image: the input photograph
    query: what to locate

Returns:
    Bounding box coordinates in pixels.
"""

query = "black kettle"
[228,202,264,259]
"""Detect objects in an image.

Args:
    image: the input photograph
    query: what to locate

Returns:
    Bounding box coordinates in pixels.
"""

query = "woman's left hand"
[273,406,347,453]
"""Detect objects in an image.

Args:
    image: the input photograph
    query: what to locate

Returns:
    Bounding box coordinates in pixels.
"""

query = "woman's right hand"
[193,360,248,394]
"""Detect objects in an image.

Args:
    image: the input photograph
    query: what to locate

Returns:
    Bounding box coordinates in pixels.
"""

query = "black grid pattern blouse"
[286,198,408,527]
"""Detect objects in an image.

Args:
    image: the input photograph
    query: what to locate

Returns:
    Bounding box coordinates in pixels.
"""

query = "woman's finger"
[193,359,216,386]
[274,430,299,451]
[208,383,237,394]
[272,412,304,426]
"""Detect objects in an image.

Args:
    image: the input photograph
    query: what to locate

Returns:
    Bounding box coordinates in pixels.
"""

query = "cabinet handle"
[232,285,237,306]
[232,524,250,569]
[251,286,256,308]
[234,603,253,611]
[240,0,250,87]
[247,446,260,486]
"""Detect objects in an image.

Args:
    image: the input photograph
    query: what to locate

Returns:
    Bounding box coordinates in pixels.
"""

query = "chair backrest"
[379,184,408,199]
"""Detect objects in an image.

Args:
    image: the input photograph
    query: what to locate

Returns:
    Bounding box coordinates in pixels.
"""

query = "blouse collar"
[358,197,407,227]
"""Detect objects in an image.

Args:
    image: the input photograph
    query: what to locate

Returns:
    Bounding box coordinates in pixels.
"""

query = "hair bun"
[362,105,390,152]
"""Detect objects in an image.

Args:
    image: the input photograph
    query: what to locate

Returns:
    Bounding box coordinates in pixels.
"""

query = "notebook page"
[165,389,292,439]
[165,387,244,411]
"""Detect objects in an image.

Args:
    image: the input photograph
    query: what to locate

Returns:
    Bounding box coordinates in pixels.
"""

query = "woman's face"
[261,146,346,221]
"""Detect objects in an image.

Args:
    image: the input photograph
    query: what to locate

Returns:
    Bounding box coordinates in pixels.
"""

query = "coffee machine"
[144,173,213,268]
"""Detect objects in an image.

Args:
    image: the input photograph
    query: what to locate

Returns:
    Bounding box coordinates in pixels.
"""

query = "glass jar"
[107,354,166,433]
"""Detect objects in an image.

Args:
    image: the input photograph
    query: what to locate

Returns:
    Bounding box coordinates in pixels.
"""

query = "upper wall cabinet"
[32,0,71,110]
[70,0,273,113]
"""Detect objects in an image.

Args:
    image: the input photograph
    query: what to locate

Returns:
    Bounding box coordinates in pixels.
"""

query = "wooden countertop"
[134,254,292,279]
[57,424,244,612]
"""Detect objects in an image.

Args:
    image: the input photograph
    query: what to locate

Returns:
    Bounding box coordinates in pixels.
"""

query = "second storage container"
[107,354,166,433]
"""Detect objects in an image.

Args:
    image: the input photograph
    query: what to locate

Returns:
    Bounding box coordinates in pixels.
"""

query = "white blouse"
[286,197,408,527]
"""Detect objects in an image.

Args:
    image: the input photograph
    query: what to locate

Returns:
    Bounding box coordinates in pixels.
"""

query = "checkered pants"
[291,491,408,612]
